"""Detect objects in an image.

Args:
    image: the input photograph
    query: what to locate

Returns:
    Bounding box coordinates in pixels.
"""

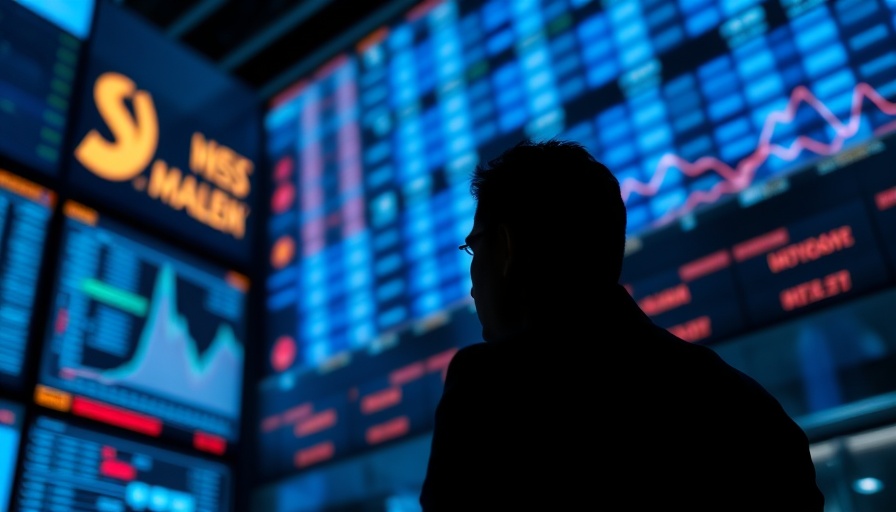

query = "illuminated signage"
[732,201,890,324]
[68,1,260,264]
[779,269,852,312]
[75,72,253,240]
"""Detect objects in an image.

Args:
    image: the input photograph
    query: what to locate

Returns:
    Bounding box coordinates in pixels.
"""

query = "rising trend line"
[620,82,896,225]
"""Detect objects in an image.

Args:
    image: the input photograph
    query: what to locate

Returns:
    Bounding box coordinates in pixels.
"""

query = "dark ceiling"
[118,0,416,100]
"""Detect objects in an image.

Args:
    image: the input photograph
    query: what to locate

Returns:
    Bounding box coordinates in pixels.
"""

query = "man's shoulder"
[453,341,492,357]
[443,340,539,389]
[446,342,503,375]
[625,322,778,399]
[638,322,732,368]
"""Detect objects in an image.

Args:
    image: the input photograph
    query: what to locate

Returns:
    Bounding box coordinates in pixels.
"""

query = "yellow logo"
[75,72,159,181]
[74,71,254,240]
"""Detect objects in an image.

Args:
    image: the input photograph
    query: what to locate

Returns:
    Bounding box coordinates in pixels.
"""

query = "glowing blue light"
[853,477,884,495]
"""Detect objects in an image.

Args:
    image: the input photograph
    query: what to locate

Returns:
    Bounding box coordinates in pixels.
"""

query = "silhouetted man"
[419,140,824,511]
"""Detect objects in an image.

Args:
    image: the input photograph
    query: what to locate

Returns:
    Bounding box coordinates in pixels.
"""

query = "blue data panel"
[14,416,231,512]
[265,0,896,377]
[0,0,87,175]
[266,54,475,378]
[0,399,23,512]
[37,202,248,453]
[0,170,54,391]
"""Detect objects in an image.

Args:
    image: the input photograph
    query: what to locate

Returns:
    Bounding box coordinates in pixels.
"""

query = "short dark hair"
[471,138,626,283]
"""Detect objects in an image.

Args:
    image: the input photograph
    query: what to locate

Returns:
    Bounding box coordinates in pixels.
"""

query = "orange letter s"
[75,72,159,181]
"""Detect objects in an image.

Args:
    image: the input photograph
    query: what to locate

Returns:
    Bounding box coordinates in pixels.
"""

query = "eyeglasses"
[458,230,487,256]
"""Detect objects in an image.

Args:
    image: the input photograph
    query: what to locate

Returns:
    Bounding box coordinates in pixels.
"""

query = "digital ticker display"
[259,0,896,482]
[731,199,889,325]
[36,202,248,455]
[0,170,54,391]
[0,0,86,175]
[14,416,231,512]
[257,320,472,481]
[0,399,23,512]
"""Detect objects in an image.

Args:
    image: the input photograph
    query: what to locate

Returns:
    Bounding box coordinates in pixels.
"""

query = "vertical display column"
[0,173,54,389]
[359,32,407,342]
[298,83,328,366]
[335,62,376,353]
[294,59,374,367]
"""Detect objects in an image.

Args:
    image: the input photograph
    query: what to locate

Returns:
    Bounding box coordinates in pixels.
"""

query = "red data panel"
[732,200,891,324]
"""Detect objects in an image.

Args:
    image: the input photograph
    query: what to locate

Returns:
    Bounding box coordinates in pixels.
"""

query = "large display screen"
[14,416,232,512]
[264,0,896,376]
[0,399,22,512]
[0,170,54,391]
[260,0,896,482]
[0,0,87,175]
[67,0,261,264]
[35,201,248,455]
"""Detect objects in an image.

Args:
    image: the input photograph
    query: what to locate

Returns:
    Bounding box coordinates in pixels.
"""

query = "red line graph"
[620,82,896,225]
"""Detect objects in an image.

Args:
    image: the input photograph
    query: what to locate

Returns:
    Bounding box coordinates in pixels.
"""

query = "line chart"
[620,82,896,225]
[59,264,244,417]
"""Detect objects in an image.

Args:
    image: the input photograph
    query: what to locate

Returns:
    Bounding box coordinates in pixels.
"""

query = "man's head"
[463,139,626,341]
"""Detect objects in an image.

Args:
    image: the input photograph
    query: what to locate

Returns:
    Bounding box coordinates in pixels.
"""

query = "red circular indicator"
[271,335,297,372]
[274,156,294,182]
[271,183,296,214]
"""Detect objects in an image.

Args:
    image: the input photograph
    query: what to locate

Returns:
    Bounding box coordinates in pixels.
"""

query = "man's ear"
[497,223,513,277]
